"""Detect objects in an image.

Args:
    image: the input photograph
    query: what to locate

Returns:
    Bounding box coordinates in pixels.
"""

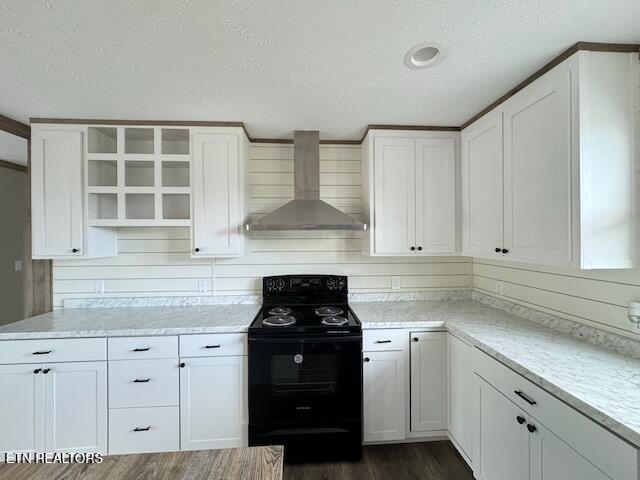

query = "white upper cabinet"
[372,136,416,254]
[31,128,84,258]
[461,110,504,256]
[503,63,571,265]
[461,50,639,268]
[191,129,248,257]
[415,139,457,254]
[363,130,459,256]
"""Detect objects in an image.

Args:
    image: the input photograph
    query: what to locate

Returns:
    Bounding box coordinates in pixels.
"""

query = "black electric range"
[247,275,363,462]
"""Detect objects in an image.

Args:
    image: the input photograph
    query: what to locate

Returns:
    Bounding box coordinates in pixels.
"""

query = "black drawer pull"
[42,369,51,374]
[133,426,151,432]
[514,390,537,405]
[204,345,221,349]
[363,357,370,363]
[133,348,151,352]
[32,351,52,355]
[33,368,42,374]
[527,423,537,433]
[375,340,392,344]
[516,416,525,425]
[133,378,151,383]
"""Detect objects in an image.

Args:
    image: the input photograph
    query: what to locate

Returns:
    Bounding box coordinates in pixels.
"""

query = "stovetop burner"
[263,315,297,327]
[268,306,293,316]
[315,306,344,316]
[320,316,348,326]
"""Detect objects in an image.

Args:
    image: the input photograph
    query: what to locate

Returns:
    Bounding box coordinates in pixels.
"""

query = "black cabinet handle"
[495,247,501,253]
[363,357,370,363]
[32,351,52,355]
[33,368,42,374]
[133,378,151,383]
[502,248,509,254]
[516,416,525,425]
[514,390,537,405]
[42,369,50,374]
[413,337,419,342]
[374,340,391,344]
[72,248,79,253]
[410,246,416,251]
[527,424,537,433]
[417,246,422,251]
[195,248,200,253]
[133,348,151,352]
[133,426,151,432]
[179,362,186,368]
[204,345,221,349]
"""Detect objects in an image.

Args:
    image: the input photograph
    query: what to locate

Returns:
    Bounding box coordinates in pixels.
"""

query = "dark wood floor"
[284,441,473,480]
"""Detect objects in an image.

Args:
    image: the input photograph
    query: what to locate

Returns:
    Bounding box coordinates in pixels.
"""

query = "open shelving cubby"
[86,125,191,227]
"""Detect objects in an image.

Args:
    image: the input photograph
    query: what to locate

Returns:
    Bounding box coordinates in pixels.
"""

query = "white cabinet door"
[180,356,247,450]
[447,334,473,462]
[530,421,609,480]
[502,65,571,265]
[44,361,107,454]
[373,137,416,255]
[191,133,240,257]
[415,138,457,254]
[476,377,530,480]
[0,364,45,454]
[31,129,84,258]
[363,350,406,442]
[461,110,504,257]
[410,332,447,432]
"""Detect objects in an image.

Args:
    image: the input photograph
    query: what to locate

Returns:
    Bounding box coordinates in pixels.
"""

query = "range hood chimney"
[246,131,366,231]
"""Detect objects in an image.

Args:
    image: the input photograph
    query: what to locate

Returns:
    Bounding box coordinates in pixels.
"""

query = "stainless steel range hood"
[246,131,366,231]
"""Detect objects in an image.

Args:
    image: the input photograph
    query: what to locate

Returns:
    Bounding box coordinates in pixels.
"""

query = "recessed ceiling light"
[404,42,444,69]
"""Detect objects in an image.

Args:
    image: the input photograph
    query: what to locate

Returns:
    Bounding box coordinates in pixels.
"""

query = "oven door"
[248,335,362,425]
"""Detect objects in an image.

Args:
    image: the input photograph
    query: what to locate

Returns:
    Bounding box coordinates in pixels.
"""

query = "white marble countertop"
[0,304,260,339]
[1,297,639,448]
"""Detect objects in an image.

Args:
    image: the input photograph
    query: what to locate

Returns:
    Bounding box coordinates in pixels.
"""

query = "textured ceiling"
[1,0,639,141]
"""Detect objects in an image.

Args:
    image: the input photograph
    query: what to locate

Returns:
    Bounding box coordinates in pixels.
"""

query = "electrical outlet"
[391,276,401,290]
[94,280,105,294]
[198,279,210,294]
[14,260,22,272]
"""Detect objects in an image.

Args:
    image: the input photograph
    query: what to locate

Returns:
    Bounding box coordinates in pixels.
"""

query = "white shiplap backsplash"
[52,144,472,308]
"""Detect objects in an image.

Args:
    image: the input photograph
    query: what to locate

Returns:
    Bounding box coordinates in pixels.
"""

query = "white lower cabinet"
[109,406,179,455]
[0,364,45,454]
[475,377,530,480]
[362,350,406,442]
[447,333,473,462]
[179,355,247,450]
[530,422,610,480]
[0,362,107,455]
[409,332,447,433]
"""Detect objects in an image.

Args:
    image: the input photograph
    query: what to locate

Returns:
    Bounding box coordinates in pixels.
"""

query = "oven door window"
[249,337,361,424]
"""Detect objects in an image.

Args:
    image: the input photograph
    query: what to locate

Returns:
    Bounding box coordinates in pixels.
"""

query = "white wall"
[52,144,472,308]
[473,258,640,338]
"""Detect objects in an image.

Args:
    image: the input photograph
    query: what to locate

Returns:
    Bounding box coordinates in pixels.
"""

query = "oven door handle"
[249,335,361,344]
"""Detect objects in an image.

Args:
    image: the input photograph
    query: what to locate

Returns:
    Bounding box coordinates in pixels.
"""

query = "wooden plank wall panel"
[473,258,640,338]
[51,144,472,308]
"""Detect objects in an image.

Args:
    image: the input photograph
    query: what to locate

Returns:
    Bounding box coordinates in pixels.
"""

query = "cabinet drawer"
[109,359,179,408]
[474,349,638,480]
[0,338,106,364]
[108,336,178,360]
[363,329,407,351]
[108,406,179,455]
[179,333,246,357]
